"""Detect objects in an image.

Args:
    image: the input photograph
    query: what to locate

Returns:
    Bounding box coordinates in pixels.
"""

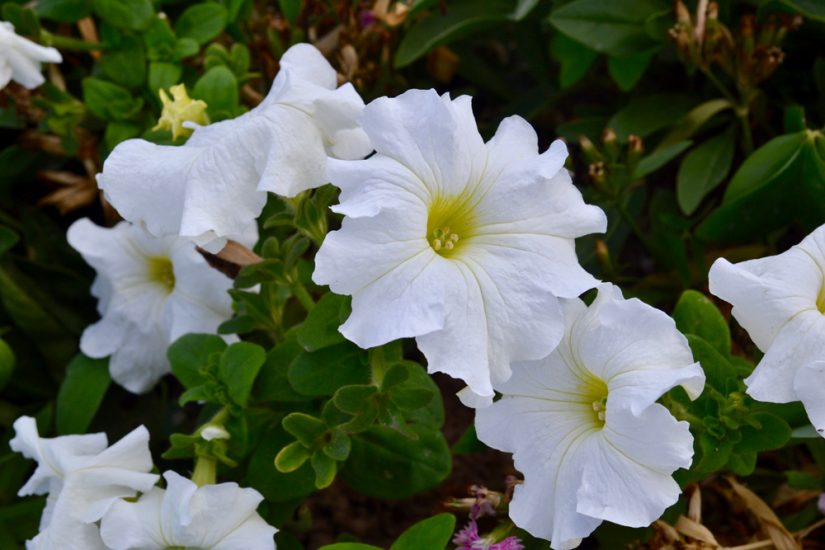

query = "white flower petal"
[101,471,276,549]
[358,89,485,197]
[0,22,61,91]
[794,360,825,436]
[745,310,825,403]
[475,284,699,547]
[708,250,821,351]
[99,43,369,247]
[576,404,692,527]
[69,219,236,393]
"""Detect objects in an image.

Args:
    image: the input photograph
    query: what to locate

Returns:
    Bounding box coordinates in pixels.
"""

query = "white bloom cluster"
[10,416,276,549]
[67,219,246,393]
[62,41,709,549]
[710,223,825,436]
[0,21,62,90]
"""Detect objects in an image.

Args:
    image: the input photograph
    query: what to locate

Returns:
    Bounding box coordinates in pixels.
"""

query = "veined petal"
[745,310,825,403]
[99,487,167,549]
[570,284,704,410]
[577,421,685,527]
[358,89,485,197]
[795,360,825,436]
[107,324,170,394]
[708,250,821,351]
[329,155,430,219]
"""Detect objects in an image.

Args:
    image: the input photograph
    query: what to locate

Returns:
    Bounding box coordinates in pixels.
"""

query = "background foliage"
[1,0,824,548]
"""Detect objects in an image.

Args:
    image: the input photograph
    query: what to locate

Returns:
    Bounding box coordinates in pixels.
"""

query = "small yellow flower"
[153,84,208,140]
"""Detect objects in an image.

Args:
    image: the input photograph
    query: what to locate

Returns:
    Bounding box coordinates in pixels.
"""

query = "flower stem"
[41,32,105,51]
[370,347,386,386]
[191,455,217,487]
[292,281,315,312]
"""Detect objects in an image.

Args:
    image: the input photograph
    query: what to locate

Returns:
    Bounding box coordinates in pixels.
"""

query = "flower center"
[426,194,477,258]
[817,280,825,314]
[147,256,175,293]
[578,372,609,428]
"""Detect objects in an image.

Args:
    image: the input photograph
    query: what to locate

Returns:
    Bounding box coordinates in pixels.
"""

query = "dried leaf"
[676,515,720,546]
[726,477,798,550]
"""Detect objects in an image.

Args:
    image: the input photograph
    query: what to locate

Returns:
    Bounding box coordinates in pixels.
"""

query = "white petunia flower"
[0,21,62,90]
[475,284,704,549]
[99,470,276,550]
[98,43,371,252]
[708,224,825,405]
[67,218,244,393]
[9,416,158,550]
[313,88,607,404]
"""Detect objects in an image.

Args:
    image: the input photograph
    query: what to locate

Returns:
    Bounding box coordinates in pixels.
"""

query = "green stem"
[41,32,106,51]
[191,455,217,487]
[292,281,315,312]
[616,200,655,255]
[370,347,386,386]
[736,106,755,155]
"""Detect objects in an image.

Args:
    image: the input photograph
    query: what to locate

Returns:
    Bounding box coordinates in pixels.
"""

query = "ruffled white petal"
[69,218,238,393]
[100,471,276,549]
[99,43,370,247]
[0,22,61,91]
[795,360,825,436]
[475,284,700,548]
[745,311,825,402]
[10,417,158,548]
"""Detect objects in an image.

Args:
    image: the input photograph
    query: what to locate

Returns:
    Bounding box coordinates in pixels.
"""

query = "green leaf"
[391,513,456,550]
[144,16,177,61]
[657,98,733,150]
[192,66,239,121]
[395,0,514,68]
[631,140,692,179]
[148,62,183,96]
[56,354,111,435]
[380,363,409,391]
[319,545,383,550]
[727,451,757,476]
[549,0,668,56]
[694,432,733,474]
[219,342,266,408]
[311,451,337,489]
[723,131,808,203]
[295,293,349,351]
[778,0,825,22]
[99,36,146,88]
[673,291,731,356]
[282,413,326,446]
[0,339,16,392]
[685,335,735,390]
[168,333,227,388]
[342,424,451,499]
[174,38,200,60]
[104,121,141,151]
[607,48,656,91]
[323,430,351,461]
[550,33,598,89]
[0,226,20,256]
[607,94,695,141]
[36,0,91,22]
[175,3,228,46]
[254,336,312,402]
[245,423,316,502]
[274,441,310,473]
[92,0,153,30]
[278,0,302,23]
[334,385,378,415]
[676,127,736,215]
[737,412,792,453]
[82,77,143,121]
[288,342,369,396]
